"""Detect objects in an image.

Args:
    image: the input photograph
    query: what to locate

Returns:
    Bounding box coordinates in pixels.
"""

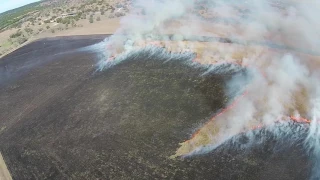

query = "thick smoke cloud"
[101,0,320,178]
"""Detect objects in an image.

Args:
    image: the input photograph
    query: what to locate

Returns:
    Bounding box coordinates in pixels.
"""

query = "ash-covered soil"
[0,35,311,180]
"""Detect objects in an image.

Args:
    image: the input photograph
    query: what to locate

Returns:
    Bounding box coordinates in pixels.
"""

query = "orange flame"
[183,60,313,144]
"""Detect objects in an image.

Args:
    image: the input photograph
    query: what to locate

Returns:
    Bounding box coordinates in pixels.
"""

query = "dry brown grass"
[0,153,12,180]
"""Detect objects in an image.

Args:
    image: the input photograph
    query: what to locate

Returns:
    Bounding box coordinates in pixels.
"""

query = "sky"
[0,0,41,14]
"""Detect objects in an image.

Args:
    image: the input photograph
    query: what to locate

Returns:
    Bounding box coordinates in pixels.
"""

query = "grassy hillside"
[0,2,43,31]
[0,0,126,56]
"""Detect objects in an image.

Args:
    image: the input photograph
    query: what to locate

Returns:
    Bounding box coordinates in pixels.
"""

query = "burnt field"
[0,35,312,179]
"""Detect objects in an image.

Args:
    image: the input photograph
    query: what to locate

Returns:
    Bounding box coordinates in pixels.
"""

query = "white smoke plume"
[101,0,320,178]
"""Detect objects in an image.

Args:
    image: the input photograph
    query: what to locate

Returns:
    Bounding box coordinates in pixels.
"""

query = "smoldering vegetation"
[100,0,320,178]
[1,0,320,178]
[1,38,311,179]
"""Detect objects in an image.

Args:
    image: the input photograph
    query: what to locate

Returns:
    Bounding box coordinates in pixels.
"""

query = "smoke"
[305,84,320,179]
[100,0,320,178]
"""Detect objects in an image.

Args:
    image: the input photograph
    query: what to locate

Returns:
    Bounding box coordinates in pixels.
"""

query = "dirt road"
[0,152,12,180]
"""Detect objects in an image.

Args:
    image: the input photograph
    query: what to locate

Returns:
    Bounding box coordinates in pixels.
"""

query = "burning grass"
[171,58,316,158]
[102,37,320,159]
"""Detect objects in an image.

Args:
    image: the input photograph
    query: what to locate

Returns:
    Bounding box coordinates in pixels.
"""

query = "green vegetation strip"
[0,2,43,31]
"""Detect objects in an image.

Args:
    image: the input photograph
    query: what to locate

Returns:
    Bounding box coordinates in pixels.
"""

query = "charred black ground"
[0,35,311,179]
